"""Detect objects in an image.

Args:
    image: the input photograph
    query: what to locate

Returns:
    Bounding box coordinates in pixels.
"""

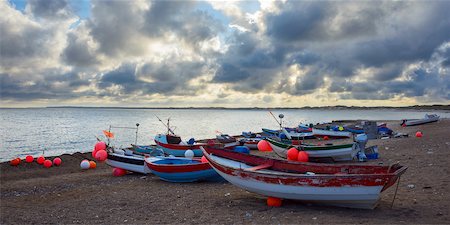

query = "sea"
[1,107,448,162]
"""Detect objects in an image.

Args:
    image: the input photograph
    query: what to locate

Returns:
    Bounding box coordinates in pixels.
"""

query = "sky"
[1,0,449,108]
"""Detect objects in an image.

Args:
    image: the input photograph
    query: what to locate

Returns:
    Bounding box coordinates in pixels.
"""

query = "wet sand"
[1,119,450,224]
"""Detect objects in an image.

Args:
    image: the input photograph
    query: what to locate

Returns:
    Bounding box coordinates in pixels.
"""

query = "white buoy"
[184,150,194,159]
[80,160,90,170]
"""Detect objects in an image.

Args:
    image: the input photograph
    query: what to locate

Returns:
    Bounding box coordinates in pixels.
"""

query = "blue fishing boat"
[145,157,221,182]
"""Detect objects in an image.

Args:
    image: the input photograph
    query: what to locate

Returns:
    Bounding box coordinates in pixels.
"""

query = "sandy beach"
[1,119,450,224]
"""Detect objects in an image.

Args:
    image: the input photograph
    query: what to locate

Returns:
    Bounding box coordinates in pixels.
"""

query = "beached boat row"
[100,114,437,209]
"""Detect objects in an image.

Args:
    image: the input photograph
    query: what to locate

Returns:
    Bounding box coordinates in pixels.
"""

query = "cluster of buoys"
[10,155,62,168]
[286,148,309,162]
[257,140,273,152]
[80,141,110,170]
[92,141,108,162]
[80,159,97,170]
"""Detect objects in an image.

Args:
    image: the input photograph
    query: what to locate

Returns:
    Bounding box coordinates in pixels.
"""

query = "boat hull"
[202,148,406,209]
[145,158,220,182]
[106,152,156,174]
[266,138,357,162]
[312,128,352,138]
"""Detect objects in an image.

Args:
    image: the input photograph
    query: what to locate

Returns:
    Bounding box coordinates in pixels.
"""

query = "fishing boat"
[201,147,407,209]
[145,157,221,182]
[262,128,315,140]
[106,148,164,174]
[312,128,353,138]
[239,138,261,149]
[266,137,358,162]
[154,134,206,157]
[401,114,440,126]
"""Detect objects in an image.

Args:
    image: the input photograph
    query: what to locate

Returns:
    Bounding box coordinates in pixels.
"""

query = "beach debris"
[184,149,194,159]
[415,131,423,138]
[380,136,390,140]
[37,156,45,165]
[89,161,97,169]
[385,147,389,150]
[257,140,273,152]
[224,193,231,197]
[112,167,127,176]
[95,150,107,161]
[10,158,21,166]
[80,160,90,170]
[25,155,34,163]
[297,151,309,162]
[43,159,52,168]
[245,212,252,218]
[287,148,299,161]
[312,217,318,220]
[267,197,282,207]
[427,151,433,154]
[53,157,62,166]
[407,184,415,189]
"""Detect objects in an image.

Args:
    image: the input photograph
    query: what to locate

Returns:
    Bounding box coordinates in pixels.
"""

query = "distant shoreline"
[0,104,449,110]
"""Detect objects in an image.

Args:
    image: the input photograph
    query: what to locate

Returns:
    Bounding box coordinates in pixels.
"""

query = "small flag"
[103,130,114,138]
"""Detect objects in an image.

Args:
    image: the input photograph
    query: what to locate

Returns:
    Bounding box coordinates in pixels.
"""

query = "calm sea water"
[1,108,448,162]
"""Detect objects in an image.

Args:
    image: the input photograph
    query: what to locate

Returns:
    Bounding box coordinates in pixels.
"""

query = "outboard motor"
[355,133,368,162]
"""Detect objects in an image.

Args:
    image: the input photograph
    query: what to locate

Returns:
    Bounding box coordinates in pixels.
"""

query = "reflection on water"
[0,108,448,161]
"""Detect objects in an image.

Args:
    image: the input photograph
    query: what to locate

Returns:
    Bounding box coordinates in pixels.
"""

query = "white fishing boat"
[201,147,407,209]
[312,128,353,138]
[401,114,440,126]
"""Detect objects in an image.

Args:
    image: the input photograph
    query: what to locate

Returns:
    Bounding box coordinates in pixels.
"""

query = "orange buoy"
[257,140,273,152]
[297,151,309,162]
[267,197,282,207]
[89,161,97,169]
[10,158,20,166]
[287,148,299,161]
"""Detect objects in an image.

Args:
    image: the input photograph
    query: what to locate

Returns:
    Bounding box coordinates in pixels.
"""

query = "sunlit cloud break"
[1,0,449,108]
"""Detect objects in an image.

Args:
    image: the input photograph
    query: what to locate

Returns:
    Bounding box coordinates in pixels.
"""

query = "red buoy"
[297,151,309,162]
[267,197,282,207]
[287,148,299,161]
[415,131,423,138]
[53,157,62,166]
[10,158,20,166]
[37,156,45,164]
[257,140,273,152]
[95,150,108,161]
[25,155,34,163]
[94,142,107,151]
[113,168,127,176]
[43,159,52,168]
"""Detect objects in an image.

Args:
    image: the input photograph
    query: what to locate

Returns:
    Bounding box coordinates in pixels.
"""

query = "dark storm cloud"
[213,64,251,83]
[98,61,205,95]
[142,1,224,46]
[0,72,90,101]
[27,0,71,19]
[62,32,98,67]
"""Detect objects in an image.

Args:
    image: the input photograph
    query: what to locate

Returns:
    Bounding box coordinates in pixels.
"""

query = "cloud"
[1,0,449,107]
